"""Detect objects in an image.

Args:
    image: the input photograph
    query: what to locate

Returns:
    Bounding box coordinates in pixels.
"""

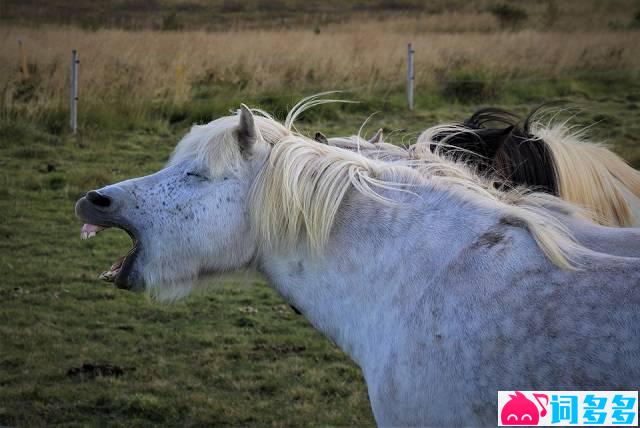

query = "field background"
[1,0,640,426]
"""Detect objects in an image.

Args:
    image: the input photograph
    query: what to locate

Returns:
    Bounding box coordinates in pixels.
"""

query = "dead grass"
[1,21,639,114]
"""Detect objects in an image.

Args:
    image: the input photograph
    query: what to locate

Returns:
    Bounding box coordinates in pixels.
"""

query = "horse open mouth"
[80,223,139,289]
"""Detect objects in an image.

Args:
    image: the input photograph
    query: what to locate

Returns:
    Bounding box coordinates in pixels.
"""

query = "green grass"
[1,80,639,426]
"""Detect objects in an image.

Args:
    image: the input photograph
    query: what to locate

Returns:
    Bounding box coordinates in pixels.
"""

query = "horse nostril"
[86,190,112,208]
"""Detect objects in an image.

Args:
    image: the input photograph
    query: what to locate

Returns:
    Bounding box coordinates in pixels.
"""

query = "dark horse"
[418,106,640,227]
[424,107,557,193]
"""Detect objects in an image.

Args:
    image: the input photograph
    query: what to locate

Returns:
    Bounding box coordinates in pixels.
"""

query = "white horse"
[76,97,640,426]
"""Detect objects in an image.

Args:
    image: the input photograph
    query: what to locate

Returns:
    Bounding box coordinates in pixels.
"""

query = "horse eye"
[186,171,208,180]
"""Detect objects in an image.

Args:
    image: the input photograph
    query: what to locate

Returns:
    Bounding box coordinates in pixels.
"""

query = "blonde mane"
[249,136,424,255]
[171,96,588,270]
[531,122,640,227]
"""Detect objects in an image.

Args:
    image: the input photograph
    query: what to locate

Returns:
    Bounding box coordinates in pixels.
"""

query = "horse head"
[75,105,276,300]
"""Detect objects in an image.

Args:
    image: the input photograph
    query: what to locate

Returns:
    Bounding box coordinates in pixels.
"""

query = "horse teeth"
[80,231,97,240]
[80,224,106,241]
[99,270,116,282]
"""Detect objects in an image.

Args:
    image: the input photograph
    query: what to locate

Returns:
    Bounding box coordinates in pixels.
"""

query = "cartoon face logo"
[501,391,548,425]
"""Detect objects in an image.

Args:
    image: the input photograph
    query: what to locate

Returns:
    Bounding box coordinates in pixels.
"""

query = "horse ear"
[237,104,257,154]
[368,128,384,144]
[314,132,328,144]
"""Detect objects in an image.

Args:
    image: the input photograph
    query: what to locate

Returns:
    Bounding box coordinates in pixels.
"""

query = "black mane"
[429,106,559,195]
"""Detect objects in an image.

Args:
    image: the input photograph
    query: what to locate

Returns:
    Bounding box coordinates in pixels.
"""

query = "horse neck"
[256,186,501,368]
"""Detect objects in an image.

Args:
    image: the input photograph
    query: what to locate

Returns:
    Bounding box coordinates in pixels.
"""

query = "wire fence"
[57,43,639,134]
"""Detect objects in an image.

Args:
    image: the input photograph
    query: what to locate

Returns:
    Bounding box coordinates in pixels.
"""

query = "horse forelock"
[168,112,290,176]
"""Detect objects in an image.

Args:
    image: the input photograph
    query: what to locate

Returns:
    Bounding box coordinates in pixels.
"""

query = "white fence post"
[70,49,79,134]
[407,43,414,111]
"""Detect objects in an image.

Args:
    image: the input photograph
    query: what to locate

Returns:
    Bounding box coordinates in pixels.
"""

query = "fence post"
[407,43,414,111]
[18,39,29,78]
[70,49,79,134]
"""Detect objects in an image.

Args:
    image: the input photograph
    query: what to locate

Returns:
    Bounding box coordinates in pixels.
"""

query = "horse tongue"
[81,224,106,240]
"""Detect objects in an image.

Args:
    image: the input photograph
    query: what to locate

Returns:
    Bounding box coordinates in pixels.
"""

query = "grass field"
[3,24,640,115]
[1,0,640,425]
[2,82,640,425]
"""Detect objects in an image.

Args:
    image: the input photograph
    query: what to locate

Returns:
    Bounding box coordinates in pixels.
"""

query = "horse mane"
[418,106,558,194]
[419,106,640,226]
[532,122,640,226]
[323,135,410,162]
[496,107,558,195]
[171,95,588,270]
[250,136,423,255]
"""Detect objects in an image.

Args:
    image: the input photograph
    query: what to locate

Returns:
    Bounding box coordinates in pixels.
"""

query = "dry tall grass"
[1,20,639,113]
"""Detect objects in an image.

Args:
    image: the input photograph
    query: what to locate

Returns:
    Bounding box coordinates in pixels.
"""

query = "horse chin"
[111,234,144,292]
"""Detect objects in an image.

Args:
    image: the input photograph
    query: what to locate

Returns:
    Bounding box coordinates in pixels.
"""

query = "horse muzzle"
[75,190,144,292]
